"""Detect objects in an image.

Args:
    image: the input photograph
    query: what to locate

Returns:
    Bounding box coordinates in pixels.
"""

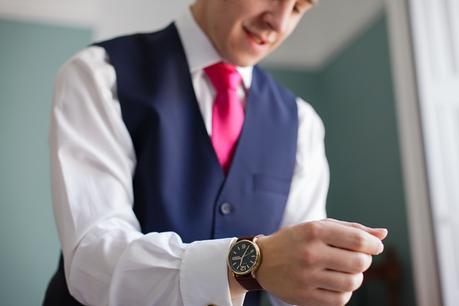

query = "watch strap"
[234,273,263,291]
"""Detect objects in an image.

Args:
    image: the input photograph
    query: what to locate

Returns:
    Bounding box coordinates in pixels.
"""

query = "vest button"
[220,202,233,215]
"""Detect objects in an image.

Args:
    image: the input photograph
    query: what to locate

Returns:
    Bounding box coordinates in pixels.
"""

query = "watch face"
[229,240,258,274]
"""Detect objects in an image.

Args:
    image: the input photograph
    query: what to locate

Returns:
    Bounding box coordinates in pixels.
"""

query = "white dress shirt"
[49,8,329,306]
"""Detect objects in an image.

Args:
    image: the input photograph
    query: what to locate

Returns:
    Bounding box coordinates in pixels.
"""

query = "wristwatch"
[227,236,263,291]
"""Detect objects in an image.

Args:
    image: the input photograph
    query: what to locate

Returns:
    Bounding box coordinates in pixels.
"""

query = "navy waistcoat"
[44,23,298,306]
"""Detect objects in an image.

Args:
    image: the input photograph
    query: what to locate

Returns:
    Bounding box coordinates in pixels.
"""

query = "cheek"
[223,25,245,51]
[209,22,229,50]
[272,23,297,49]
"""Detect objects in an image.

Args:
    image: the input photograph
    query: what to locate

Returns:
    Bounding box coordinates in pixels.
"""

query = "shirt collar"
[175,7,253,89]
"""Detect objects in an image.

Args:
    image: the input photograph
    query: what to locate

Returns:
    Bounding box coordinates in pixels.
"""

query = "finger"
[319,220,384,255]
[316,270,363,293]
[319,244,373,273]
[325,218,388,240]
[311,288,352,306]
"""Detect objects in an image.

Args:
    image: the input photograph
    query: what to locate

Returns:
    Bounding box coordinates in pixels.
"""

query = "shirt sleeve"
[280,97,329,227]
[266,97,329,306]
[49,46,242,306]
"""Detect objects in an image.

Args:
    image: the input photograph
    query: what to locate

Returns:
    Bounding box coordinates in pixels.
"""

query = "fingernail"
[375,228,388,236]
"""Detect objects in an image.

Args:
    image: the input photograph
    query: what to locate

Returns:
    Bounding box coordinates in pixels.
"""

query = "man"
[44,0,388,305]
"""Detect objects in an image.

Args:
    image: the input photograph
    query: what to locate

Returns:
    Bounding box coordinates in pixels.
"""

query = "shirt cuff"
[180,237,243,306]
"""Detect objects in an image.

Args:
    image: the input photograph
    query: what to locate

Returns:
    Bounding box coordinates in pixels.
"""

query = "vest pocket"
[253,174,291,196]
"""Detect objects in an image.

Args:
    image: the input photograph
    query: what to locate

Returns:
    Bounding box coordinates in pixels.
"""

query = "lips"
[243,26,269,45]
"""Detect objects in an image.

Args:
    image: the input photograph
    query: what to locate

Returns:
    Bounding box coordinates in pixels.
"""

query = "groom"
[44,1,387,305]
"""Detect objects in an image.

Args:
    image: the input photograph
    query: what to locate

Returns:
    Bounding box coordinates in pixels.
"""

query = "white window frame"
[386,0,459,305]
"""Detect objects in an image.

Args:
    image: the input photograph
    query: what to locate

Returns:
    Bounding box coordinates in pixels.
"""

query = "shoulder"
[92,23,178,53]
[59,46,109,73]
[56,46,112,87]
[53,46,115,109]
[296,97,325,140]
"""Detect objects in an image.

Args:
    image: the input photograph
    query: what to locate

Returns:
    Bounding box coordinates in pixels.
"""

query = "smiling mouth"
[244,27,268,45]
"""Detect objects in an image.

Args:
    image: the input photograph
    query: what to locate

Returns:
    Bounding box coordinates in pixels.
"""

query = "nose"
[262,1,294,33]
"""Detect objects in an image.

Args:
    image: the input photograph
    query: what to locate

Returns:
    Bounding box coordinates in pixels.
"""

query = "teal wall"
[0,18,91,306]
[267,14,415,306]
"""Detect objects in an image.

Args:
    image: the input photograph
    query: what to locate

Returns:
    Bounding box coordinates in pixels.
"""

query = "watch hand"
[239,245,250,267]
[242,245,249,258]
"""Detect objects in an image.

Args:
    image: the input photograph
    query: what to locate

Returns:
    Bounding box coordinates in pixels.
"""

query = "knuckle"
[301,247,318,266]
[347,274,363,291]
[343,276,356,291]
[364,254,373,271]
[353,254,369,271]
[353,231,366,249]
[305,221,323,240]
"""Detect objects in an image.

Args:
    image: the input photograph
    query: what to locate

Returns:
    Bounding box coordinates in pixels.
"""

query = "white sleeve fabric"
[49,46,241,306]
[280,98,329,227]
[267,97,329,306]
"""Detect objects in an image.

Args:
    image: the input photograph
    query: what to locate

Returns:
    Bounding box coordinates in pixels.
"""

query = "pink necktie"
[204,62,244,174]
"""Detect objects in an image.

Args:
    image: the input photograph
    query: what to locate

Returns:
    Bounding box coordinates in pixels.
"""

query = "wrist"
[251,235,271,288]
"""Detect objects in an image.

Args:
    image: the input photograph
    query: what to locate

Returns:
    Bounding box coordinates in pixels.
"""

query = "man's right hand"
[255,218,388,306]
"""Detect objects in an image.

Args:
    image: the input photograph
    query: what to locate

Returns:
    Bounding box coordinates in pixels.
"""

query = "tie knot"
[204,62,242,92]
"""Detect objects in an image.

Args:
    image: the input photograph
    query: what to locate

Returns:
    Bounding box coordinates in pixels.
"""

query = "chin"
[225,53,263,67]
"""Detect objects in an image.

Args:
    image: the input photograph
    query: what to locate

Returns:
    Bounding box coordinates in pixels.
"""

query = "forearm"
[63,220,239,306]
